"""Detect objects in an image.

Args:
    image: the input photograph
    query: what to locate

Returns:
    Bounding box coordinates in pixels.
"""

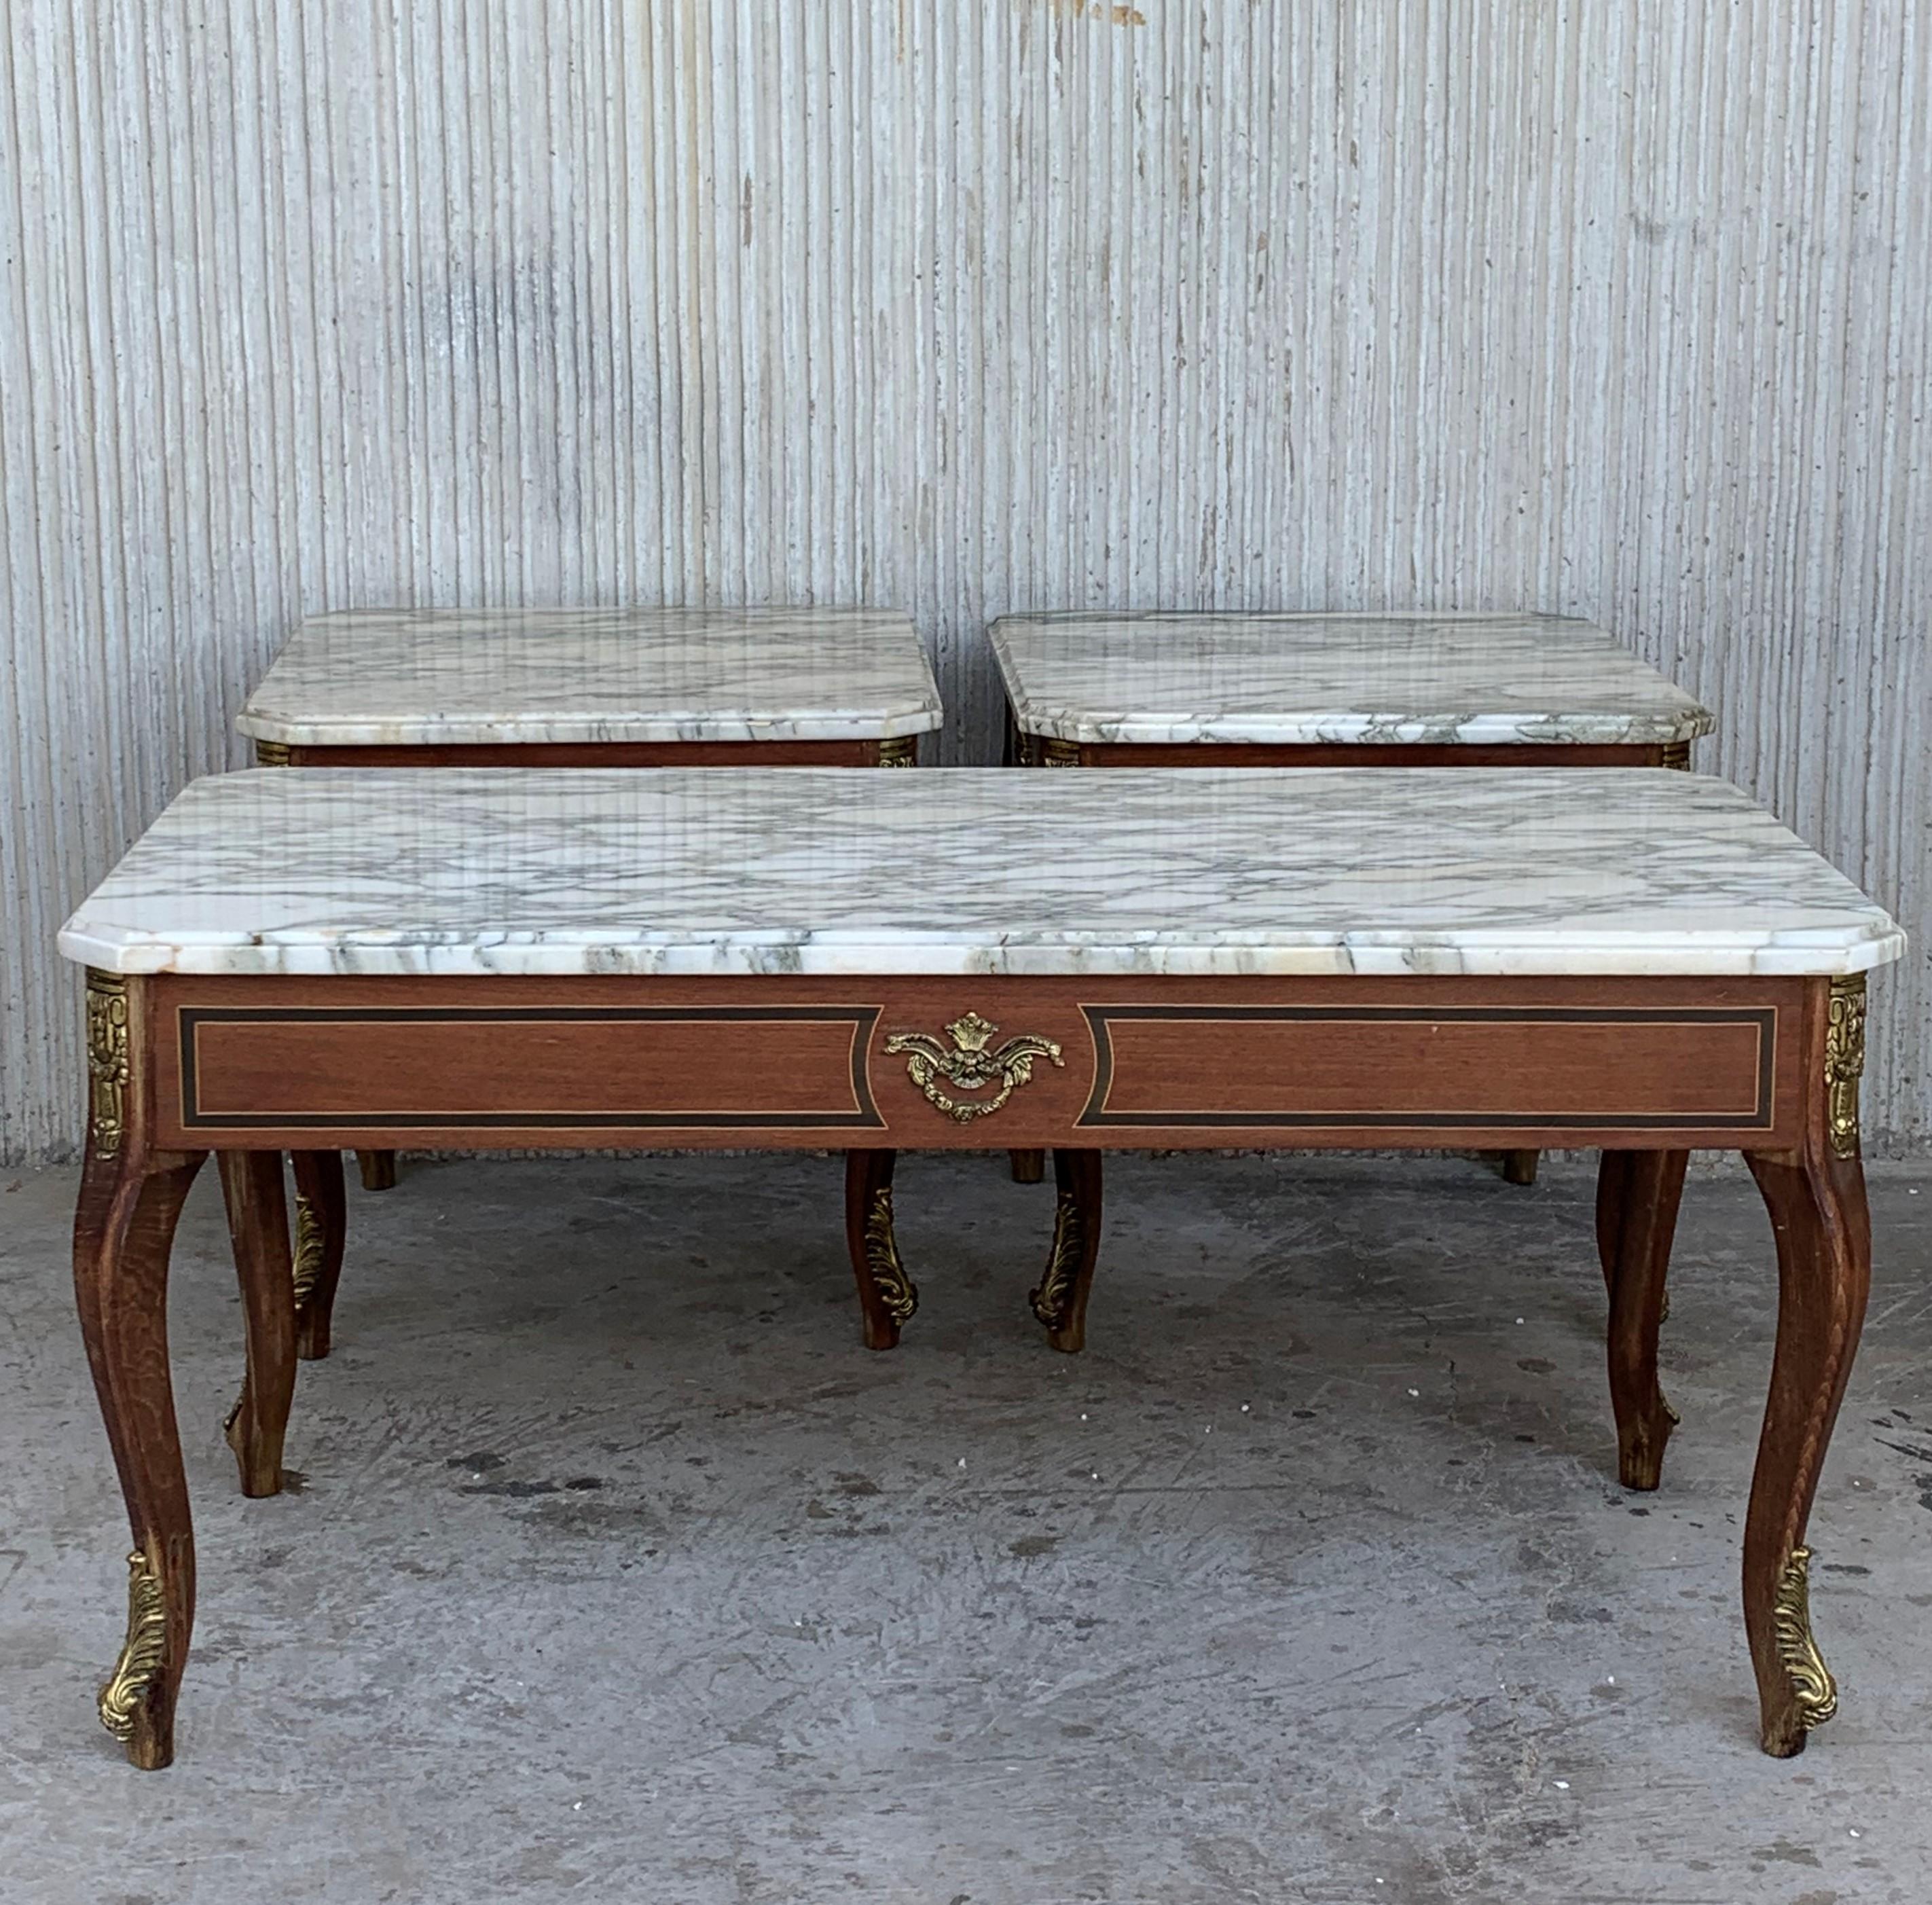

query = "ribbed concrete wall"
[2,2,1927,1161]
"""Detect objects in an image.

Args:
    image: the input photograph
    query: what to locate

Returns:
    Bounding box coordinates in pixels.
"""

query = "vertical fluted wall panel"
[2,1,1927,1159]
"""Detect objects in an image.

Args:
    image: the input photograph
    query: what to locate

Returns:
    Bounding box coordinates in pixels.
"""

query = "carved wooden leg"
[1742,1140,1869,1756]
[1029,1149,1103,1354]
[1600,1149,1689,1490]
[845,1150,916,1351]
[356,1149,398,1191]
[290,1150,348,1360]
[216,1153,297,1499]
[1594,1150,1635,1292]
[1008,1149,1046,1184]
[73,1143,204,1771]
[1501,1149,1540,1186]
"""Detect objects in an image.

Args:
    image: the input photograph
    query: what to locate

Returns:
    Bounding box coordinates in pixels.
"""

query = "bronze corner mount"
[85,970,131,1159]
[1825,975,1867,1160]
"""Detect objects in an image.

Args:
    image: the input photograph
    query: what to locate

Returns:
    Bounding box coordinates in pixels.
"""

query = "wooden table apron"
[253,738,918,768]
[76,963,1870,1767]
[1013,733,1695,770]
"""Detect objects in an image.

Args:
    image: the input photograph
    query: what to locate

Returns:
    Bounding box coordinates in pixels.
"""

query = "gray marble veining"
[61,768,1901,979]
[992,612,1716,748]
[237,608,943,746]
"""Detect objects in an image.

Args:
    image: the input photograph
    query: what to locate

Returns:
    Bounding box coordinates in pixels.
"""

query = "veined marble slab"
[62,769,1902,979]
[991,611,1715,748]
[237,608,943,746]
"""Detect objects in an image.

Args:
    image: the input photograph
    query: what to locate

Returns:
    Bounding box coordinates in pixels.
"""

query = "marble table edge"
[58,922,1910,981]
[234,704,946,746]
[985,620,1717,747]
[998,700,1718,747]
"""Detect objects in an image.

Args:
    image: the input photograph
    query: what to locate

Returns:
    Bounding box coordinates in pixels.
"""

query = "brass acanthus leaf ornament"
[1029,1189,1086,1334]
[98,1549,167,1741]
[1772,1545,1838,1731]
[862,1187,917,1324]
[884,1012,1063,1125]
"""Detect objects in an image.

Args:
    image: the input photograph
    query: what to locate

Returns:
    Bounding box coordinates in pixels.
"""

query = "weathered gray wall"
[2,1,1927,1161]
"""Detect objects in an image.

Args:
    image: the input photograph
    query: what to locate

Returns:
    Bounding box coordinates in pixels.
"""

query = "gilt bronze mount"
[885,1012,1064,1124]
[1825,975,1866,1160]
[97,1549,167,1743]
[861,1186,917,1325]
[1772,1545,1838,1732]
[1029,1189,1086,1335]
[85,971,131,1159]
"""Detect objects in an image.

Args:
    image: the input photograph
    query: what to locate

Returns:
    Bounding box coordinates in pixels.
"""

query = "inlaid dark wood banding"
[174,1005,885,1132]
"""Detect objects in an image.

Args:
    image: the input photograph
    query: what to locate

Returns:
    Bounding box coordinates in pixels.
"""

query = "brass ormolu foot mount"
[1773,1545,1838,1739]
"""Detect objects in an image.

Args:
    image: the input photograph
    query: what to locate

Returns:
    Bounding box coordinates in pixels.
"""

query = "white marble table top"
[237,608,943,746]
[991,612,1715,748]
[62,769,1901,979]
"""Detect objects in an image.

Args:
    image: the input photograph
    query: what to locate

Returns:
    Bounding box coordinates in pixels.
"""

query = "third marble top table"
[991,611,1714,760]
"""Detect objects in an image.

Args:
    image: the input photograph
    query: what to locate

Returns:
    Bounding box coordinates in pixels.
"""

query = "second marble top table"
[63,766,1901,1768]
[239,606,943,765]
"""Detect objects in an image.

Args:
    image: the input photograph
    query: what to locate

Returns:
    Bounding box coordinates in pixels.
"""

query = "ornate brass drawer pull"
[884,1011,1063,1125]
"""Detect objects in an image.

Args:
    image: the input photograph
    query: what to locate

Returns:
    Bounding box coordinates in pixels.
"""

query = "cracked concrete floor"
[1,1150,1930,1904]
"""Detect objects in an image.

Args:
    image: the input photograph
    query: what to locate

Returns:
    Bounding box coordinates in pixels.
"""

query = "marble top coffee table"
[63,766,1901,1767]
[240,606,943,765]
[992,611,1713,765]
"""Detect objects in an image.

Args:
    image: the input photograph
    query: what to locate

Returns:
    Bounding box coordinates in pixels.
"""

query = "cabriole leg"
[356,1149,398,1192]
[290,1150,348,1360]
[73,1142,204,1770]
[217,1153,297,1498]
[1742,1141,1869,1756]
[845,1150,916,1351]
[1600,1149,1689,1490]
[1029,1149,1104,1354]
[1594,1150,1635,1290]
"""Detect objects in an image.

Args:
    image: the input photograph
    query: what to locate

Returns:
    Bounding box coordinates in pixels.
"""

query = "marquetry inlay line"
[175,1004,885,1130]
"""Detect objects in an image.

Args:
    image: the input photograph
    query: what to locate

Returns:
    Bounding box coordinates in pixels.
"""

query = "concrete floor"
[1,1151,1929,1904]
